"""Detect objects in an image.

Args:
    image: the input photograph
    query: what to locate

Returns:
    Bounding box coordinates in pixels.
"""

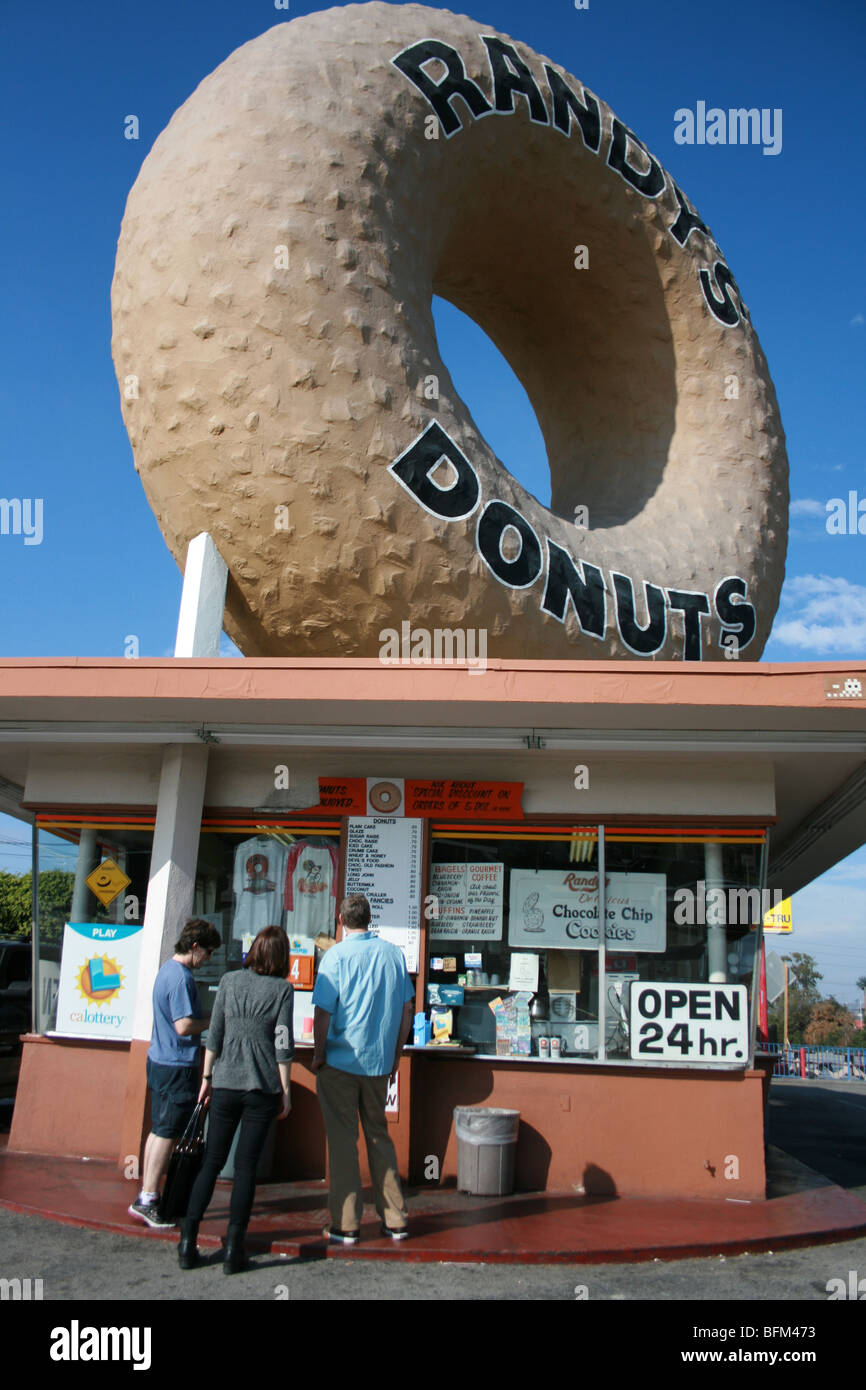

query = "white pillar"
[130,533,228,1040]
[704,842,728,983]
[70,828,98,922]
[131,743,210,1043]
[174,532,229,658]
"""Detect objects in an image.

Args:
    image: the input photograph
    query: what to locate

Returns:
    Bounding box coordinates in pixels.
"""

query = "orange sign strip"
[317,779,524,818]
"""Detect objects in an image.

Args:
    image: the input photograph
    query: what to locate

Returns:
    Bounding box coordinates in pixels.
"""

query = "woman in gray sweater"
[179,925,294,1273]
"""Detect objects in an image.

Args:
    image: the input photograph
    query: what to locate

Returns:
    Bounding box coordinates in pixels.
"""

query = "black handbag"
[160,1101,208,1222]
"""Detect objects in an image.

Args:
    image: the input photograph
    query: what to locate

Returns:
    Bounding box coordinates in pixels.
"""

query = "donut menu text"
[344,817,422,971]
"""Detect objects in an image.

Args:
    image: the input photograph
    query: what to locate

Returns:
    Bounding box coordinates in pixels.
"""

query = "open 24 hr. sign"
[629,983,749,1063]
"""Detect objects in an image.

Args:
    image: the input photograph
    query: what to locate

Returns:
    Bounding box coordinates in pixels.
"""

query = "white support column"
[174,532,229,658]
[705,842,728,983]
[69,827,99,922]
[131,743,210,1043]
[130,532,228,1043]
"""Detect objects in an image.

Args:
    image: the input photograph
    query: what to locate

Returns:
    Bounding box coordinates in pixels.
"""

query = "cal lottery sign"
[54,921,144,1040]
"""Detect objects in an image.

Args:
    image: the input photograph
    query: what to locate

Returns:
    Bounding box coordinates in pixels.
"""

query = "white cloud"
[795,500,828,522]
[789,498,826,519]
[850,313,864,327]
[769,574,866,654]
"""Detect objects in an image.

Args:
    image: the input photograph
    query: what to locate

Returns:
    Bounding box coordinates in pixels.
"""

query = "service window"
[425,823,766,1065]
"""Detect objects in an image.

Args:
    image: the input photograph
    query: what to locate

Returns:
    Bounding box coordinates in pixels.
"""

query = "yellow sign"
[85,858,131,908]
[763,896,793,933]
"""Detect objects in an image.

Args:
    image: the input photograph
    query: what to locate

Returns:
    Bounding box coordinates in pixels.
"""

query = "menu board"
[429,862,504,941]
[344,817,422,971]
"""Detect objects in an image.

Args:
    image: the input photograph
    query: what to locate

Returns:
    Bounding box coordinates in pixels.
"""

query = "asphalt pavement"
[766,1077,866,1196]
[1,1202,865,1301]
[1,1078,864,1323]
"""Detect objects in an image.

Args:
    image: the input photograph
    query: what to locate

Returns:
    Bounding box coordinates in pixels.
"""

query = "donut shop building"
[4,654,865,1203]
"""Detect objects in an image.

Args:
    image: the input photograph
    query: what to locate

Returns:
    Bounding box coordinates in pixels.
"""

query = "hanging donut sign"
[111,3,788,663]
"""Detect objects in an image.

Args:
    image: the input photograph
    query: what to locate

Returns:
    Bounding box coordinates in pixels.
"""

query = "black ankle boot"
[223,1223,247,1275]
[178,1218,200,1270]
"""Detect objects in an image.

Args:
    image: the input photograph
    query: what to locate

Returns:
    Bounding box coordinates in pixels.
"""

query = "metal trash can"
[454,1106,520,1196]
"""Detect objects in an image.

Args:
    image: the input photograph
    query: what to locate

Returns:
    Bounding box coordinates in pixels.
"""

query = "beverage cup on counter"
[538,1036,550,1058]
[550,1036,562,1059]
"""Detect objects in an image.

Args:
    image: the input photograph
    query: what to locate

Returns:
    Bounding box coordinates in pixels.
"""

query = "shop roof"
[0,657,864,897]
[0,656,864,727]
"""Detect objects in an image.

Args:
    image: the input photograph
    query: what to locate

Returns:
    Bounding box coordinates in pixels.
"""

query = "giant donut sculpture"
[111,2,788,662]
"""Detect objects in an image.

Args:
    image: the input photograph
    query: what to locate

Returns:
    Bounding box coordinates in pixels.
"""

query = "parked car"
[0,940,59,1099]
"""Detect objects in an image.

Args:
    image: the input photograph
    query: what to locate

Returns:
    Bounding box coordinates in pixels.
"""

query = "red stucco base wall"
[409,1057,767,1201]
[8,1040,766,1201]
[9,1035,131,1161]
[273,1053,412,1184]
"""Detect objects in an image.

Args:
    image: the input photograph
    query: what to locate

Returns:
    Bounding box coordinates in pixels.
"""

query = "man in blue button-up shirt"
[312,893,414,1243]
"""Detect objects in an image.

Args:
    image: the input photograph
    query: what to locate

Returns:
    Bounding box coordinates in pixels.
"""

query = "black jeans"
[185,1088,279,1229]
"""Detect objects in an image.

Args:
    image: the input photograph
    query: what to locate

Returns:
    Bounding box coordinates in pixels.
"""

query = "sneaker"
[128,1199,176,1229]
[323,1226,359,1244]
[380,1224,409,1241]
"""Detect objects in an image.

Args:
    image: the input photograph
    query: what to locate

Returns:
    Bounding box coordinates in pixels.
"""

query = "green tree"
[0,872,32,939]
[784,952,822,997]
[805,998,859,1047]
[768,952,823,1044]
[0,870,75,943]
[36,870,76,943]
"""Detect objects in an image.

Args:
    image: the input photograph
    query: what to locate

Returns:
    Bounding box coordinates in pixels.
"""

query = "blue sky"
[0,0,863,1003]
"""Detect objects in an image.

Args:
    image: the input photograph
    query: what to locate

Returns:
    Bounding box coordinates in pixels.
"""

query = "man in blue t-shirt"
[312,893,415,1244]
[128,917,221,1228]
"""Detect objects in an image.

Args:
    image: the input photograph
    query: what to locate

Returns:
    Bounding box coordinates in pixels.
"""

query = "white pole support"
[131,744,210,1043]
[174,532,229,658]
[705,841,728,983]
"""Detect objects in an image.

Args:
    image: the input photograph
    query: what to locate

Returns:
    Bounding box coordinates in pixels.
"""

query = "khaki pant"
[316,1065,408,1232]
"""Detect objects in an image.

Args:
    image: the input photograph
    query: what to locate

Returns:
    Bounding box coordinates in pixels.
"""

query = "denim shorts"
[146,1058,199,1139]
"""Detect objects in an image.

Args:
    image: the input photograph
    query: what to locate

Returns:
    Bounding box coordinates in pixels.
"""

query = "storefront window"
[35,816,154,1034]
[602,829,764,1063]
[33,807,766,1065]
[429,826,601,1059]
[426,824,766,1066]
[195,818,342,1044]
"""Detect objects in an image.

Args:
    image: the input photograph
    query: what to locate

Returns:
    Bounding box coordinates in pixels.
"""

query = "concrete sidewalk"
[1,1137,864,1265]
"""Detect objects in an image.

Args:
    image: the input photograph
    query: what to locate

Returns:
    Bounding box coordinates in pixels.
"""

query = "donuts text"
[389,422,757,661]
